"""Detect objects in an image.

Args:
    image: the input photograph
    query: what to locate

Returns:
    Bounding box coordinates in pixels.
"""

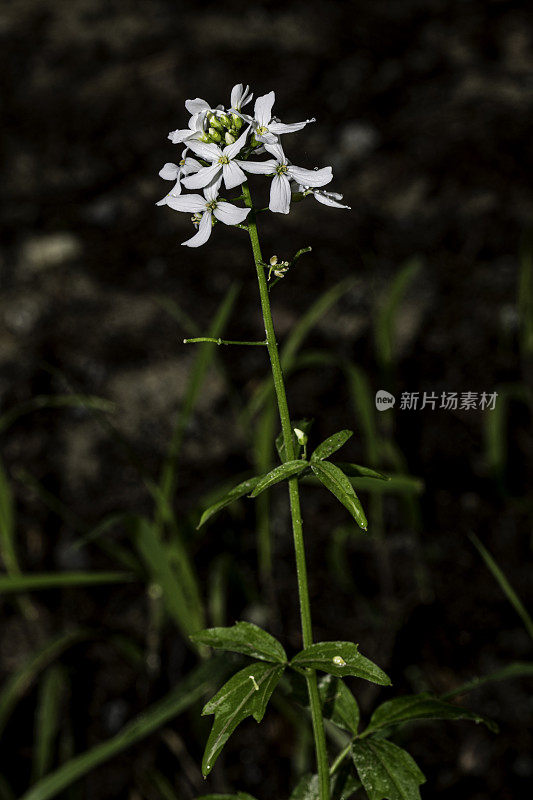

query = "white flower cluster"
[157,84,350,248]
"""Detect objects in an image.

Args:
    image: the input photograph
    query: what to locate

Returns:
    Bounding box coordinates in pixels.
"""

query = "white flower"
[230,83,253,112]
[165,183,251,248]
[156,157,202,205]
[168,112,207,145]
[295,184,351,210]
[237,91,315,144]
[239,142,332,214]
[181,127,250,191]
[184,97,224,115]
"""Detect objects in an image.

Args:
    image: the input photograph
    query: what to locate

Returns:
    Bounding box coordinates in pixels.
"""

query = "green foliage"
[276,419,314,462]
[249,460,309,497]
[333,463,389,481]
[311,461,368,530]
[0,572,134,594]
[291,642,390,685]
[374,258,422,375]
[318,675,360,736]
[191,621,287,664]
[201,662,285,776]
[351,738,426,800]
[363,692,497,736]
[20,657,231,800]
[197,475,263,528]
[195,794,258,800]
[290,770,361,800]
[311,430,353,462]
[134,516,205,638]
[470,532,533,641]
[32,666,65,782]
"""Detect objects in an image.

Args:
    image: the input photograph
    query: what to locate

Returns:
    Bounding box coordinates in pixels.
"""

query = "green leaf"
[364,692,497,736]
[318,674,360,735]
[197,476,263,529]
[32,665,66,781]
[0,631,91,738]
[201,662,284,777]
[249,460,308,497]
[19,657,232,800]
[291,642,390,686]
[289,768,361,800]
[191,621,287,664]
[0,572,134,594]
[333,462,389,481]
[311,430,353,462]
[134,517,204,639]
[470,532,533,641]
[442,661,533,699]
[311,461,368,530]
[352,739,426,800]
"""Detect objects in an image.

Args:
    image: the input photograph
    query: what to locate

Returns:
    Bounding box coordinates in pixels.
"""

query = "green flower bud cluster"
[201,111,245,145]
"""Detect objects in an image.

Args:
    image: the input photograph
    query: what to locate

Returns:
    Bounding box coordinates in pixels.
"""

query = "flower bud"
[293,428,308,446]
[208,127,222,142]
[224,132,236,145]
[219,114,231,128]
[231,114,243,130]
[250,134,259,148]
[269,255,278,266]
[209,114,224,132]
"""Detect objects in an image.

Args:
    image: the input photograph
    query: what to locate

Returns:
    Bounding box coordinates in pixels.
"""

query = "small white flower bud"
[225,132,236,145]
[208,127,222,142]
[293,428,307,446]
[269,255,278,266]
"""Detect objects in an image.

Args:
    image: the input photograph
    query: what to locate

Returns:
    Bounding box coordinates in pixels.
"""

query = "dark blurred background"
[1,1,532,799]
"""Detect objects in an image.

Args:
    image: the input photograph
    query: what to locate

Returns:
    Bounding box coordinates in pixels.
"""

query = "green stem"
[242,181,330,800]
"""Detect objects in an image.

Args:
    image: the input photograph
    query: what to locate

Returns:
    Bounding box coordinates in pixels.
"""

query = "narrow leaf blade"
[364,692,497,736]
[352,739,426,800]
[311,462,368,530]
[197,476,263,528]
[291,642,390,686]
[311,430,353,462]
[333,462,390,481]
[249,461,308,498]
[191,621,287,664]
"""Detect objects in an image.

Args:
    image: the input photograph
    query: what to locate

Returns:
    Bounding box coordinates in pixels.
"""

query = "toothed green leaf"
[364,692,498,735]
[191,621,286,664]
[352,739,426,800]
[291,642,390,685]
[201,662,284,777]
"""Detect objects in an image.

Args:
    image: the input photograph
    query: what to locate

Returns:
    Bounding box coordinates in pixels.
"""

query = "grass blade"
[0,395,114,436]
[470,533,533,641]
[19,657,232,800]
[0,572,135,594]
[32,665,66,781]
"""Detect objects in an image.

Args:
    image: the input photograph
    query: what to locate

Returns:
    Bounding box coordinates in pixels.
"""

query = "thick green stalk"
[242,181,330,800]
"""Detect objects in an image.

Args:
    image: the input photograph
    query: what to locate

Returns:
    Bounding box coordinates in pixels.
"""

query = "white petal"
[203,178,222,203]
[185,98,210,115]
[288,165,332,188]
[159,162,179,180]
[269,174,291,214]
[241,86,253,108]
[188,112,205,133]
[213,202,251,225]
[269,118,315,135]
[234,158,277,175]
[168,179,182,196]
[166,194,206,213]
[181,163,222,189]
[255,129,278,144]
[182,211,213,247]
[254,91,275,126]
[222,161,247,190]
[231,84,243,110]
[169,128,192,144]
[182,157,202,175]
[313,192,351,209]
[185,140,221,162]
[223,126,250,159]
[263,141,286,163]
